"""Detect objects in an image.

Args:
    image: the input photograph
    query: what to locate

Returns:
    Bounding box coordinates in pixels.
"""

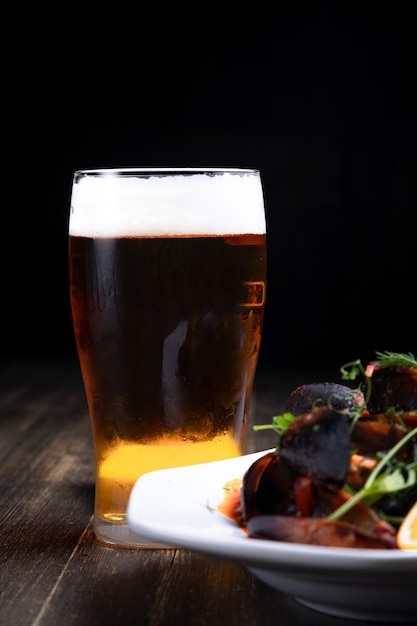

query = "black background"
[6,2,416,375]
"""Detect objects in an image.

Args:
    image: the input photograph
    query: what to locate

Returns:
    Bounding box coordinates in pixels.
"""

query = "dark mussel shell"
[246,515,398,549]
[241,452,297,520]
[279,407,351,485]
[366,365,417,413]
[283,382,365,416]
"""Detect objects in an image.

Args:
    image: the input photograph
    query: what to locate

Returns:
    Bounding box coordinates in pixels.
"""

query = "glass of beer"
[68,168,267,547]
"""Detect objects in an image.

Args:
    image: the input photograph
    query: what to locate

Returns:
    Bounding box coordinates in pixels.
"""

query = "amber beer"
[68,169,266,546]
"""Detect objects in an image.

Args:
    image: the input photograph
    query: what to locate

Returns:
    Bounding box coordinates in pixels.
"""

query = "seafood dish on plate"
[222,351,417,550]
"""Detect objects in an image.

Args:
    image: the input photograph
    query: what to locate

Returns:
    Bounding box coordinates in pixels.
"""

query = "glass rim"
[73,167,259,177]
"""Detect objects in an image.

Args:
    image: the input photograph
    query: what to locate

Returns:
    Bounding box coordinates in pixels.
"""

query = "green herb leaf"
[253,412,296,436]
[374,351,417,369]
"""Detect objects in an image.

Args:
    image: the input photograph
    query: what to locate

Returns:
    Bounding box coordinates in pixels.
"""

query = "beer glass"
[68,168,267,547]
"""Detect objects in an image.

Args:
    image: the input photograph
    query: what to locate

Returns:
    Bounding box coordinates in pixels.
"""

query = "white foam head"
[69,168,266,237]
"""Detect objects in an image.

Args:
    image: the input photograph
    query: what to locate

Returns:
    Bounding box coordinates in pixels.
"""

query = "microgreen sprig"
[253,412,296,436]
[340,358,371,405]
[340,359,367,381]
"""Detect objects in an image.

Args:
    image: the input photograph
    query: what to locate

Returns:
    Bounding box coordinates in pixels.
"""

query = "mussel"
[283,382,364,416]
[241,407,351,519]
[350,418,414,460]
[278,406,351,485]
[246,514,398,549]
[366,364,417,413]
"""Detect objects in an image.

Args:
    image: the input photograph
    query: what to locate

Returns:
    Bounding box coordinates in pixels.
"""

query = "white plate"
[127,449,417,623]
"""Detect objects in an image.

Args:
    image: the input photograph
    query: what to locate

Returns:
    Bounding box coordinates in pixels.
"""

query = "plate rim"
[127,448,417,573]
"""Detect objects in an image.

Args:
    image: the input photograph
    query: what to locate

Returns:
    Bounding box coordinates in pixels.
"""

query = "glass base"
[93,518,174,549]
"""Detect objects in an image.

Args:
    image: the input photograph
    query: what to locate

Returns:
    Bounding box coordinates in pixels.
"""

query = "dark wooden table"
[0,357,401,626]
